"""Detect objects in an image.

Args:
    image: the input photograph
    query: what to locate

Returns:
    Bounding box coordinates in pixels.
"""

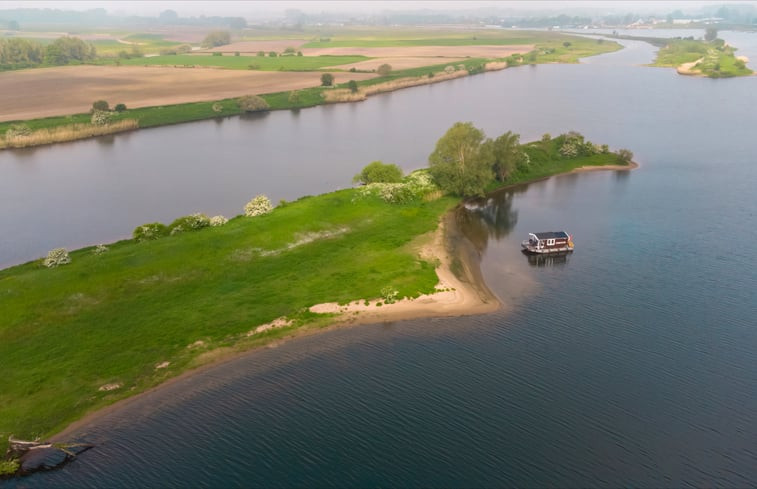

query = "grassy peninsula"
[0,128,634,472]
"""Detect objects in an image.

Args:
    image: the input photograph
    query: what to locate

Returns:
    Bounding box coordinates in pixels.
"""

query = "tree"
[44,36,96,65]
[428,122,493,197]
[377,63,392,75]
[201,31,231,48]
[705,27,718,42]
[321,73,334,86]
[268,51,277,57]
[347,79,358,93]
[114,103,127,112]
[482,131,521,181]
[237,95,269,112]
[617,149,634,165]
[92,100,109,111]
[353,161,403,185]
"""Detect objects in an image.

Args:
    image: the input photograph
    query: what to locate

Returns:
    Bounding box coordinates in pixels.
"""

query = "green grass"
[101,54,370,71]
[0,189,457,450]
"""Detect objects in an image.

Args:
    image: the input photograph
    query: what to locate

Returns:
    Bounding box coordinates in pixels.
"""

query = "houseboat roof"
[531,231,570,240]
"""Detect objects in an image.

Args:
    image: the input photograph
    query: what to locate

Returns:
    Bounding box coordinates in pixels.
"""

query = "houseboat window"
[547,239,555,246]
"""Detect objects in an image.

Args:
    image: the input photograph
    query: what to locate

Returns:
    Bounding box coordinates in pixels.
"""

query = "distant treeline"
[0,8,246,29]
[0,36,95,70]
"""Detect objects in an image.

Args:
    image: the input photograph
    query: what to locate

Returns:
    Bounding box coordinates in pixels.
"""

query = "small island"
[0,124,636,478]
[632,27,753,78]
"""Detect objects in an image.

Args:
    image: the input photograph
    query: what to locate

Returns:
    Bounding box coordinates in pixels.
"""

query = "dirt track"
[0,66,377,122]
[324,56,467,71]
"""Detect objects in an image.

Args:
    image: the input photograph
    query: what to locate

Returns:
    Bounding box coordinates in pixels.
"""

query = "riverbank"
[46,160,637,447]
[0,35,620,149]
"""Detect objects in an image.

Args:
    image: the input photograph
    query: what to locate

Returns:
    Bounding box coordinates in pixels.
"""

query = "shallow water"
[7,35,757,487]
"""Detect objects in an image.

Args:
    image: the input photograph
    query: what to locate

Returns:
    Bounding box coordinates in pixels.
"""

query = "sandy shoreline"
[51,161,636,443]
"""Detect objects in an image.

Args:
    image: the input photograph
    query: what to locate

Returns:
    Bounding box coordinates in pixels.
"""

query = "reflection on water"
[524,250,570,267]
[455,189,518,253]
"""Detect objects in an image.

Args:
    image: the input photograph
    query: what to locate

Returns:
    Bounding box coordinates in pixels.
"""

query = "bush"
[133,222,168,242]
[5,123,32,138]
[93,244,108,254]
[202,30,231,48]
[257,51,265,57]
[244,195,273,217]
[288,90,301,104]
[91,109,114,126]
[444,65,456,74]
[209,215,228,226]
[176,44,192,54]
[169,213,210,234]
[212,102,224,113]
[321,73,334,86]
[353,160,403,185]
[377,63,392,75]
[617,149,634,164]
[347,79,358,93]
[0,459,19,476]
[269,51,277,57]
[92,100,109,111]
[237,95,270,112]
[43,248,71,268]
[114,103,127,112]
[381,286,399,304]
[234,51,240,56]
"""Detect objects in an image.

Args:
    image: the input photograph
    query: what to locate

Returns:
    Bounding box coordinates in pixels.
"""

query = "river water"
[6,34,757,487]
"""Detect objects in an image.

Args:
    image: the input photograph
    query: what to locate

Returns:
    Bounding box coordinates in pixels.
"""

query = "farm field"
[109,54,371,71]
[0,66,376,122]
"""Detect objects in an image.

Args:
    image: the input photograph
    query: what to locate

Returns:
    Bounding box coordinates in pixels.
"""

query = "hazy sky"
[3,1,755,17]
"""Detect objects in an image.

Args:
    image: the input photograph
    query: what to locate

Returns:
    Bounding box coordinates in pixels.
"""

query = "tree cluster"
[1,36,95,69]
[201,31,231,48]
[428,122,529,197]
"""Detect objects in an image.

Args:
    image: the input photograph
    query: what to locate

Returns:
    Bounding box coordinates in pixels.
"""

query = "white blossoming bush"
[90,109,114,126]
[168,213,210,235]
[244,195,273,217]
[93,244,108,255]
[209,215,228,227]
[381,286,399,304]
[355,170,441,204]
[133,222,168,242]
[44,248,71,268]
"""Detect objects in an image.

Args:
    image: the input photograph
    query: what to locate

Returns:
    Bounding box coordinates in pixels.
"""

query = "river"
[5,33,757,487]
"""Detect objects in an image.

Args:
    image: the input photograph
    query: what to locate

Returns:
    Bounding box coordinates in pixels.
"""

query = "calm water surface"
[6,36,757,487]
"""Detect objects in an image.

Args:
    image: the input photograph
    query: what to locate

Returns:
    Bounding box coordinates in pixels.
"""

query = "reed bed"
[0,119,139,149]
[323,69,470,103]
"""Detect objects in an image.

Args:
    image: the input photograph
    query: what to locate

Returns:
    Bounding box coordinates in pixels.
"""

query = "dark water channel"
[6,36,757,487]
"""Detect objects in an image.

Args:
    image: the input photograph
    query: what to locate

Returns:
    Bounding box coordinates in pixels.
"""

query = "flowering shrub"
[355,170,441,204]
[44,248,71,268]
[212,102,224,113]
[168,213,210,235]
[381,286,399,304]
[93,244,108,255]
[133,222,168,242]
[210,215,228,227]
[559,142,579,158]
[244,195,273,217]
[91,110,114,126]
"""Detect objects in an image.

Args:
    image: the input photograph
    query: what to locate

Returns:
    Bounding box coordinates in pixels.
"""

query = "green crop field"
[103,54,370,70]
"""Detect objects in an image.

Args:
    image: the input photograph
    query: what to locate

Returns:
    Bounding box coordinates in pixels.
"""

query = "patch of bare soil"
[205,40,309,53]
[302,44,534,58]
[0,65,377,121]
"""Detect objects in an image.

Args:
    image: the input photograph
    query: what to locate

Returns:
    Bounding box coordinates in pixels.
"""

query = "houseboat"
[521,231,574,254]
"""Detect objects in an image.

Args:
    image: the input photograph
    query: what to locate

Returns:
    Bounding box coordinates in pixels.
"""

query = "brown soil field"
[302,45,534,58]
[0,66,377,122]
[325,56,466,71]
[206,40,309,53]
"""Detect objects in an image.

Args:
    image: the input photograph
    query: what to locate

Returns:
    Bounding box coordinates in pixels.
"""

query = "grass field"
[105,54,370,70]
[0,188,457,454]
